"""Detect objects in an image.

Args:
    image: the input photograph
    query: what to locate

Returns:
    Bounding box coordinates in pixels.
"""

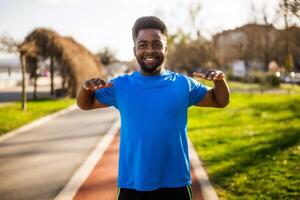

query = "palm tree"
[1,28,104,111]
[20,28,104,98]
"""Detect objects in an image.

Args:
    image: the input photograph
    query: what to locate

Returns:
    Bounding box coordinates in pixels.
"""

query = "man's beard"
[136,56,164,73]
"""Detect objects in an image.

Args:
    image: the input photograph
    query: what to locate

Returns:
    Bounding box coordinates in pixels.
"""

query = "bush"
[266,74,280,87]
[222,71,280,88]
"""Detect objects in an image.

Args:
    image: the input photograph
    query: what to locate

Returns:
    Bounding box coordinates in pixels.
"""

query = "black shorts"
[116,185,193,200]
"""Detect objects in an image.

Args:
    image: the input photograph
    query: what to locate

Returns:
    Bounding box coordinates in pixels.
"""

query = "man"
[77,16,230,200]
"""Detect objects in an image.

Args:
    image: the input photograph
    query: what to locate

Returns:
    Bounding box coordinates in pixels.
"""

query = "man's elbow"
[76,99,91,111]
[220,99,230,108]
[216,99,230,108]
[77,105,90,111]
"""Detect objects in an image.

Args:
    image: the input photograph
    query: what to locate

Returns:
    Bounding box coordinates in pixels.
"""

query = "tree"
[188,0,202,38]
[248,0,281,70]
[167,30,217,73]
[165,1,219,73]
[96,46,118,66]
[0,34,19,53]
[241,0,300,71]
[27,56,38,100]
[21,28,103,97]
[278,0,300,71]
[0,34,28,110]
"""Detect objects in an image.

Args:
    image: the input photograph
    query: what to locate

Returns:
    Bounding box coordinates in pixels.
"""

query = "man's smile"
[143,56,158,65]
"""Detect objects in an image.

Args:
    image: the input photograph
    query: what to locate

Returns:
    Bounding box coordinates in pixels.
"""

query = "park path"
[0,106,118,200]
[0,77,61,103]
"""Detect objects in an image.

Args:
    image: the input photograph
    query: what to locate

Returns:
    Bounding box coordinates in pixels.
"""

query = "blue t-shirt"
[95,70,208,191]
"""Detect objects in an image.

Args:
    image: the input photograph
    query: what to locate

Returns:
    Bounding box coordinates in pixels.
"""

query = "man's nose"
[145,46,155,53]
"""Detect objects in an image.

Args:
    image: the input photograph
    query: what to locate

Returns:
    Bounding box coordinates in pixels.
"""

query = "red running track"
[73,133,204,200]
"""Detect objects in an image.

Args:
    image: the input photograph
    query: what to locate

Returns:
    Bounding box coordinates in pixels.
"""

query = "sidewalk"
[0,106,119,200]
[0,76,62,102]
[73,132,205,200]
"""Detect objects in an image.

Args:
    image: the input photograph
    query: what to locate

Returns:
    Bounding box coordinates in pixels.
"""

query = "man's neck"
[140,66,165,76]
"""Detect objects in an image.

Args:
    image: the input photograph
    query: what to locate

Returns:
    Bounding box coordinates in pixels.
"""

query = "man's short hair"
[132,16,168,41]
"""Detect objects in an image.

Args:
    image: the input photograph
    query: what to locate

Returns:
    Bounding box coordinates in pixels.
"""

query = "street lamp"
[290,72,295,78]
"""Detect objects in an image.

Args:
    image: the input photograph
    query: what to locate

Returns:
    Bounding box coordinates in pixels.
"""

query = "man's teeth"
[145,58,155,61]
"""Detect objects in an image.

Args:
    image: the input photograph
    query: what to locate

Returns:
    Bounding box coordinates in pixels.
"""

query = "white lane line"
[53,118,120,200]
[0,104,77,143]
[189,139,219,200]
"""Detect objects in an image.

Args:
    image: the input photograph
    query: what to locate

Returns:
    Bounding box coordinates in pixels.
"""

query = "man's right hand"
[77,78,112,110]
[82,78,113,91]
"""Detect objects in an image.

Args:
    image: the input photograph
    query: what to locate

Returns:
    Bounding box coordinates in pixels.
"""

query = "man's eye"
[138,44,147,48]
[154,43,162,49]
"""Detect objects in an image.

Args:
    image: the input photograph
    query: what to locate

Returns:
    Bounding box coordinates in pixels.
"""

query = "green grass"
[188,93,300,200]
[197,79,300,94]
[0,98,75,135]
[281,83,300,93]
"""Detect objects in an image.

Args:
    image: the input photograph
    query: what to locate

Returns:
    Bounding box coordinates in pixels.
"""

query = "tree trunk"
[20,55,27,111]
[282,0,290,53]
[50,56,54,96]
[33,67,37,100]
[283,0,293,72]
[62,75,66,89]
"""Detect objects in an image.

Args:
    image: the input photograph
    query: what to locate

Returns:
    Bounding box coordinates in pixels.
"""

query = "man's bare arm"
[193,70,230,108]
[76,78,112,110]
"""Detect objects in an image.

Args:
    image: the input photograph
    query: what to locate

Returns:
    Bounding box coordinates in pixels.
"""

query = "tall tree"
[0,34,28,110]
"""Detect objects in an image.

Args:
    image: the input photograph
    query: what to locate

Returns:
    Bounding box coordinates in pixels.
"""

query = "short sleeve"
[186,76,208,107]
[94,79,118,108]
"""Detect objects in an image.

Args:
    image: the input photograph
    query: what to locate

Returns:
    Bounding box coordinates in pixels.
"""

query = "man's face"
[133,29,168,74]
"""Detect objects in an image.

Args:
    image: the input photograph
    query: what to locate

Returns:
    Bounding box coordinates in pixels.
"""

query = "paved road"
[0,90,52,102]
[0,106,119,200]
[0,84,60,102]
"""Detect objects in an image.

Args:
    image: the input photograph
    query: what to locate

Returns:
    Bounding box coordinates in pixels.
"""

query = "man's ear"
[133,46,136,57]
[165,45,168,55]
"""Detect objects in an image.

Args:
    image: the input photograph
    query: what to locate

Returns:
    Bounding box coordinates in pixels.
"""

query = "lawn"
[188,93,300,199]
[198,79,300,94]
[0,98,75,135]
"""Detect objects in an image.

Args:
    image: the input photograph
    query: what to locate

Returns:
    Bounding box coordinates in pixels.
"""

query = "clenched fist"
[193,70,225,81]
[82,78,113,91]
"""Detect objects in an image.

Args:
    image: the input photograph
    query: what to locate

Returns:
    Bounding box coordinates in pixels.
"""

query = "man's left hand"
[193,70,225,81]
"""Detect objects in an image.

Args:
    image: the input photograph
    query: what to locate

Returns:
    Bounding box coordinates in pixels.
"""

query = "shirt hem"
[118,180,192,191]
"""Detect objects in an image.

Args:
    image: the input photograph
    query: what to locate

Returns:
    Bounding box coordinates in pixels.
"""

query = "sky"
[0,0,281,61]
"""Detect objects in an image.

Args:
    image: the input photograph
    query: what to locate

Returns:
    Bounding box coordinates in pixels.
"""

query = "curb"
[0,102,14,107]
[53,119,120,200]
[189,139,219,200]
[0,104,78,143]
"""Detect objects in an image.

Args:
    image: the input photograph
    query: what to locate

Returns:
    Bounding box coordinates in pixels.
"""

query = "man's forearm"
[76,85,94,110]
[212,80,230,107]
